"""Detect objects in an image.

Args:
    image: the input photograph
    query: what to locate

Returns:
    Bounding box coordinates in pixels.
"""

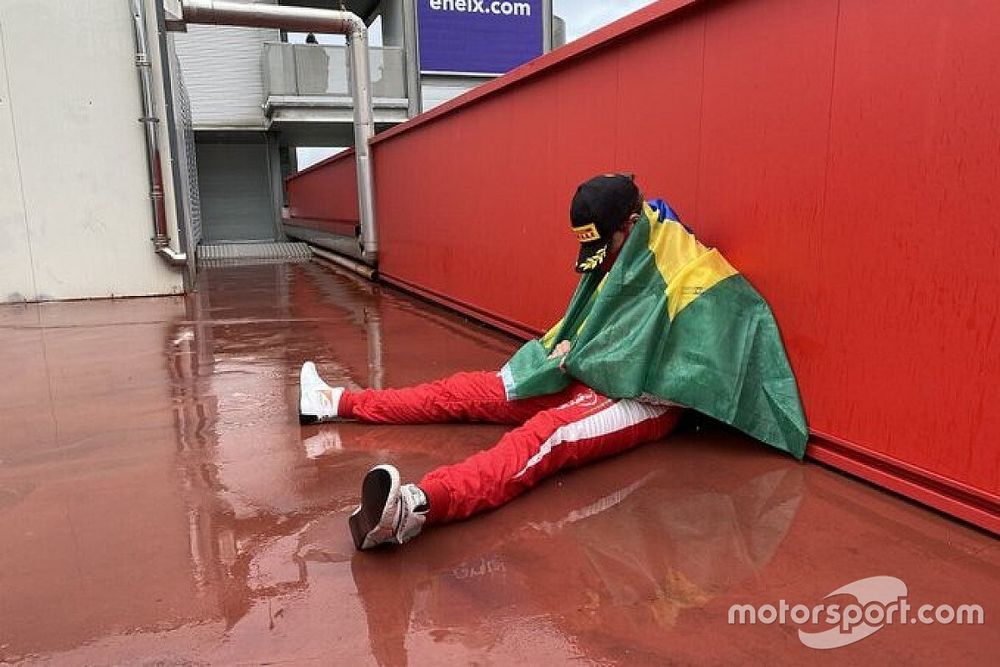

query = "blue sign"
[418,0,544,75]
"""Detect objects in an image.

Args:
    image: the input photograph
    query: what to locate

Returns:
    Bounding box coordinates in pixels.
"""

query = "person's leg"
[419,390,683,524]
[300,361,574,425]
[349,385,683,549]
[342,371,542,424]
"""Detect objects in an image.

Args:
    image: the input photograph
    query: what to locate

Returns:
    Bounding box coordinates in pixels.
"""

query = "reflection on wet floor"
[0,261,996,665]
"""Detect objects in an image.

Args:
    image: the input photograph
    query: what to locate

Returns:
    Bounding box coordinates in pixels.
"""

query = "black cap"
[570,173,641,272]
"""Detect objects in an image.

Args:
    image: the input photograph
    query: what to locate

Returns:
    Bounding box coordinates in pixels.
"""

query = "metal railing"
[263,42,406,99]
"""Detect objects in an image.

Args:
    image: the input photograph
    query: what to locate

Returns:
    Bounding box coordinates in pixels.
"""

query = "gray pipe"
[401,0,422,117]
[542,0,553,52]
[310,246,376,280]
[130,0,188,267]
[180,0,379,264]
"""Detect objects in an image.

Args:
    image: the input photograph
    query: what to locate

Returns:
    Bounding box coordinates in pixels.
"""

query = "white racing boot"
[349,464,429,550]
[299,361,345,425]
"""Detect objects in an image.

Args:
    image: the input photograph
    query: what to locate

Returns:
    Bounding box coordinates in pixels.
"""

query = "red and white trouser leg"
[338,371,682,524]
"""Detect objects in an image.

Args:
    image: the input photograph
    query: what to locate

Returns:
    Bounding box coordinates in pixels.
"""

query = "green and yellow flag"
[500,202,808,459]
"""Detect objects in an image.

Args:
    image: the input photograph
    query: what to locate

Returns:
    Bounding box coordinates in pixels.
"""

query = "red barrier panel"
[288,0,1000,531]
[285,148,358,237]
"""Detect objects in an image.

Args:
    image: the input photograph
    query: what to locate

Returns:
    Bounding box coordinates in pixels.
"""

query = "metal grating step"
[197,242,312,265]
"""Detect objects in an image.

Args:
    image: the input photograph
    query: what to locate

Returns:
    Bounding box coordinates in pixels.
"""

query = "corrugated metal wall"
[172,0,279,130]
[168,37,203,246]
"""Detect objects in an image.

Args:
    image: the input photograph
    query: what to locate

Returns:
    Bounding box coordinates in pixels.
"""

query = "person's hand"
[547,340,571,360]
[547,340,572,371]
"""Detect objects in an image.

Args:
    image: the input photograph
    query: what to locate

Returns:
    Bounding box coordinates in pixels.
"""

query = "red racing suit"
[338,371,682,524]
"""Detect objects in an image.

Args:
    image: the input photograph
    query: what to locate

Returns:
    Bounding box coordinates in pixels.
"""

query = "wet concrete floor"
[0,260,996,665]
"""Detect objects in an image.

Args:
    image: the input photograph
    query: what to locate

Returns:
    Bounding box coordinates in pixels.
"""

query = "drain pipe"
[131,0,188,266]
[177,0,379,265]
[310,246,376,280]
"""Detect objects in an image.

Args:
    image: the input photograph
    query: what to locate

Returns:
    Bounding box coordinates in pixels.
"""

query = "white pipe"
[131,0,188,267]
[157,245,189,265]
[180,0,379,264]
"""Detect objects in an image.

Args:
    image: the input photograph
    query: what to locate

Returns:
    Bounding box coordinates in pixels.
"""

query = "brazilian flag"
[500,202,808,459]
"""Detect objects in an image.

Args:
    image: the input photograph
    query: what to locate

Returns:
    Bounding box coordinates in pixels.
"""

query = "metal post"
[401,0,422,117]
[542,0,553,52]
[347,26,378,260]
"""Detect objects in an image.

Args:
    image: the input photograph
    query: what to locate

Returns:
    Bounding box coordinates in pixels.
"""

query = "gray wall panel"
[173,1,279,129]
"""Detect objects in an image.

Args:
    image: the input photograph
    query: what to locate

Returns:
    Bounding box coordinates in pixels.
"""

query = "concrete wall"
[421,73,494,110]
[0,0,184,303]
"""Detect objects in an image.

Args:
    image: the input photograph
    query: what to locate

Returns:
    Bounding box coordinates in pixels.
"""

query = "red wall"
[287,0,1000,531]
[285,148,359,237]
